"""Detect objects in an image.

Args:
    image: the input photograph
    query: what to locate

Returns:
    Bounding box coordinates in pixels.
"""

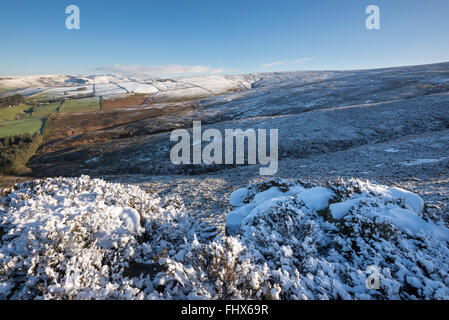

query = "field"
[0,97,99,140]
[42,101,195,144]
[0,102,61,138]
[59,97,100,113]
[30,102,62,117]
[0,117,44,137]
[0,105,31,121]
[102,93,147,109]
[25,92,53,103]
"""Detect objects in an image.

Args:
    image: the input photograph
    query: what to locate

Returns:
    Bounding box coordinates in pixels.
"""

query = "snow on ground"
[94,83,128,96]
[0,74,138,90]
[1,176,448,300]
[173,75,256,93]
[38,85,95,99]
[400,157,449,166]
[0,75,73,89]
[152,87,214,101]
[0,74,259,99]
[117,82,159,94]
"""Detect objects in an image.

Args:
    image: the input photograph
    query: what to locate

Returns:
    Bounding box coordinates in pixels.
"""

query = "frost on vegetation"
[227,177,449,299]
[1,176,448,300]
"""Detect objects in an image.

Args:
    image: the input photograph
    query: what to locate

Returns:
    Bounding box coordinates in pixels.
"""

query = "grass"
[0,105,32,122]
[25,92,53,103]
[60,97,100,113]
[0,117,44,138]
[31,102,62,117]
[0,97,98,138]
[0,102,61,137]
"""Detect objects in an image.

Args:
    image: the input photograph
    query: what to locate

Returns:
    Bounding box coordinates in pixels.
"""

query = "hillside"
[0,62,449,299]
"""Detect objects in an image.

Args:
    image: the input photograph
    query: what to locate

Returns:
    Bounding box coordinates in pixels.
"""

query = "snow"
[117,82,159,94]
[111,207,141,233]
[327,184,436,238]
[374,207,449,240]
[226,178,438,239]
[367,184,425,214]
[330,198,364,220]
[229,188,249,207]
[0,75,73,89]
[253,187,284,206]
[227,186,285,235]
[400,157,448,166]
[0,74,258,100]
[384,148,400,153]
[225,178,449,299]
[1,176,449,300]
[296,187,334,211]
[85,156,101,164]
[226,204,256,236]
[388,187,425,214]
[94,83,127,96]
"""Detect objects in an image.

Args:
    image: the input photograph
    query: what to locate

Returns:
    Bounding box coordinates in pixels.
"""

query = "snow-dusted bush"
[0,176,192,299]
[151,236,272,299]
[1,176,448,300]
[228,178,449,299]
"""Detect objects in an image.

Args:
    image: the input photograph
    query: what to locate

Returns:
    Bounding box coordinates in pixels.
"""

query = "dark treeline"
[0,133,42,175]
[0,94,25,108]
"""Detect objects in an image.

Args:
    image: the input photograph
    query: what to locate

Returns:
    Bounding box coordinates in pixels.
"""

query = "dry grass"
[102,94,146,110]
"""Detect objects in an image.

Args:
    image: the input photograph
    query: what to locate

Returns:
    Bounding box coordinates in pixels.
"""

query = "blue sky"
[1,0,448,76]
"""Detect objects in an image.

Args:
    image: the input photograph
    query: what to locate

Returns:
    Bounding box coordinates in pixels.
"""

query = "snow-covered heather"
[227,178,449,299]
[0,176,195,299]
[1,176,448,300]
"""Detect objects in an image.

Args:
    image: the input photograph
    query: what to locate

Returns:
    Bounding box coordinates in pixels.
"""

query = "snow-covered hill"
[0,74,260,99]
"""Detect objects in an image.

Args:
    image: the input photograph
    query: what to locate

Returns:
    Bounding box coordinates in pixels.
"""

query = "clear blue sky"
[1,0,448,76]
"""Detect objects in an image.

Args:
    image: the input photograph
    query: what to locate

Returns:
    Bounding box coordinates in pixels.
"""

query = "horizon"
[2,60,449,79]
[1,0,449,77]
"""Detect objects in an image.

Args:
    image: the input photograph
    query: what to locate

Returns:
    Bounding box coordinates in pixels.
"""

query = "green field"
[60,97,100,113]
[0,105,32,121]
[25,91,53,103]
[0,97,100,138]
[0,102,59,137]
[0,117,44,137]
[31,102,62,117]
